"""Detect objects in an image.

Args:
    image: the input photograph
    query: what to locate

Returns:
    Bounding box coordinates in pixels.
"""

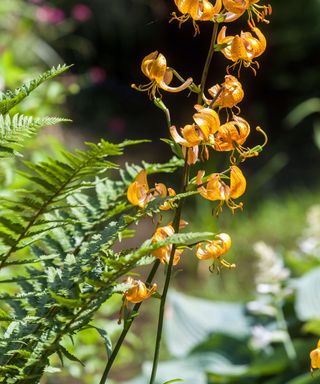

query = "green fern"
[0,140,149,268]
[0,64,72,115]
[0,114,70,158]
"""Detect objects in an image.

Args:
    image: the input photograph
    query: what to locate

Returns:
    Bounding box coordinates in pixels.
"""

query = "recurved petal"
[223,0,249,14]
[141,51,158,78]
[193,106,220,138]
[174,0,200,16]
[154,183,167,197]
[196,242,213,260]
[170,125,196,147]
[159,76,193,93]
[230,165,246,199]
[198,0,222,20]
[251,27,267,57]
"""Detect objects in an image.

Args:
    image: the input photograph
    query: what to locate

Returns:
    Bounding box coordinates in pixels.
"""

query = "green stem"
[99,260,161,384]
[149,155,190,384]
[149,23,220,383]
[197,22,219,105]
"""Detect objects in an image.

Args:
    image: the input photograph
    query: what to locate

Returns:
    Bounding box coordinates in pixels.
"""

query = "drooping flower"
[127,170,152,208]
[127,170,176,209]
[223,0,249,14]
[151,224,184,265]
[123,277,157,304]
[196,165,246,214]
[171,0,222,35]
[196,233,235,269]
[220,0,272,26]
[205,75,244,111]
[214,116,250,152]
[131,51,192,98]
[217,26,266,75]
[310,340,320,371]
[170,106,220,164]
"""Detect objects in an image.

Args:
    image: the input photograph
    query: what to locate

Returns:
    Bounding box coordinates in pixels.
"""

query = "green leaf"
[295,267,320,321]
[0,64,72,114]
[58,345,85,366]
[0,114,70,159]
[49,290,81,308]
[165,290,250,357]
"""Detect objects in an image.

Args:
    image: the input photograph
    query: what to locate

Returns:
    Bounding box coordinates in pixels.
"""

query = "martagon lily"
[171,0,222,34]
[196,165,246,214]
[196,233,235,269]
[204,75,244,111]
[217,25,266,75]
[131,51,193,98]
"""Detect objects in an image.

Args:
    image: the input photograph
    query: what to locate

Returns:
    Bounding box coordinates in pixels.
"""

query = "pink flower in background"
[36,6,65,24]
[89,67,107,84]
[71,4,92,22]
[30,0,43,4]
[108,118,126,135]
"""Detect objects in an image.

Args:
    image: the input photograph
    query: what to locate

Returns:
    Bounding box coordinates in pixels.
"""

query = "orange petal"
[230,166,246,198]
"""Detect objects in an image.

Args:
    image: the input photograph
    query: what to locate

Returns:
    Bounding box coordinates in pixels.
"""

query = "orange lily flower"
[151,224,183,265]
[214,116,250,152]
[127,170,151,208]
[196,233,235,269]
[310,340,320,371]
[217,26,266,75]
[197,165,246,214]
[205,75,244,110]
[221,0,271,26]
[127,170,176,209]
[171,0,222,35]
[170,106,220,147]
[223,0,249,14]
[131,51,192,98]
[123,276,157,304]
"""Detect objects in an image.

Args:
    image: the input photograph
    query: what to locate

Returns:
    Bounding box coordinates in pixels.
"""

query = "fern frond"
[0,114,70,159]
[0,64,72,115]
[0,140,144,268]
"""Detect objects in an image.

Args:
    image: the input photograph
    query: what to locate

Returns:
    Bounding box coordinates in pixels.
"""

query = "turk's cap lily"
[132,51,193,98]
[214,116,250,151]
[196,165,246,213]
[220,0,272,26]
[123,276,157,304]
[217,26,266,75]
[173,0,222,21]
[205,75,244,109]
[170,106,220,148]
[223,0,250,14]
[127,170,176,210]
[196,233,235,269]
[310,340,320,370]
[151,224,184,265]
[127,170,150,208]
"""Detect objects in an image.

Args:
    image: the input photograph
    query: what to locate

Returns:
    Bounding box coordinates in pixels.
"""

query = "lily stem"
[198,22,219,105]
[149,154,190,384]
[99,260,161,384]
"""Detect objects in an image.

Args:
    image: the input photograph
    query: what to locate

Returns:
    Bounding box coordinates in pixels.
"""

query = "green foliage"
[0,64,71,115]
[0,114,70,158]
[0,66,217,383]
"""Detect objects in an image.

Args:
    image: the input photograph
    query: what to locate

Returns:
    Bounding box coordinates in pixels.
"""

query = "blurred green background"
[1,0,320,383]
